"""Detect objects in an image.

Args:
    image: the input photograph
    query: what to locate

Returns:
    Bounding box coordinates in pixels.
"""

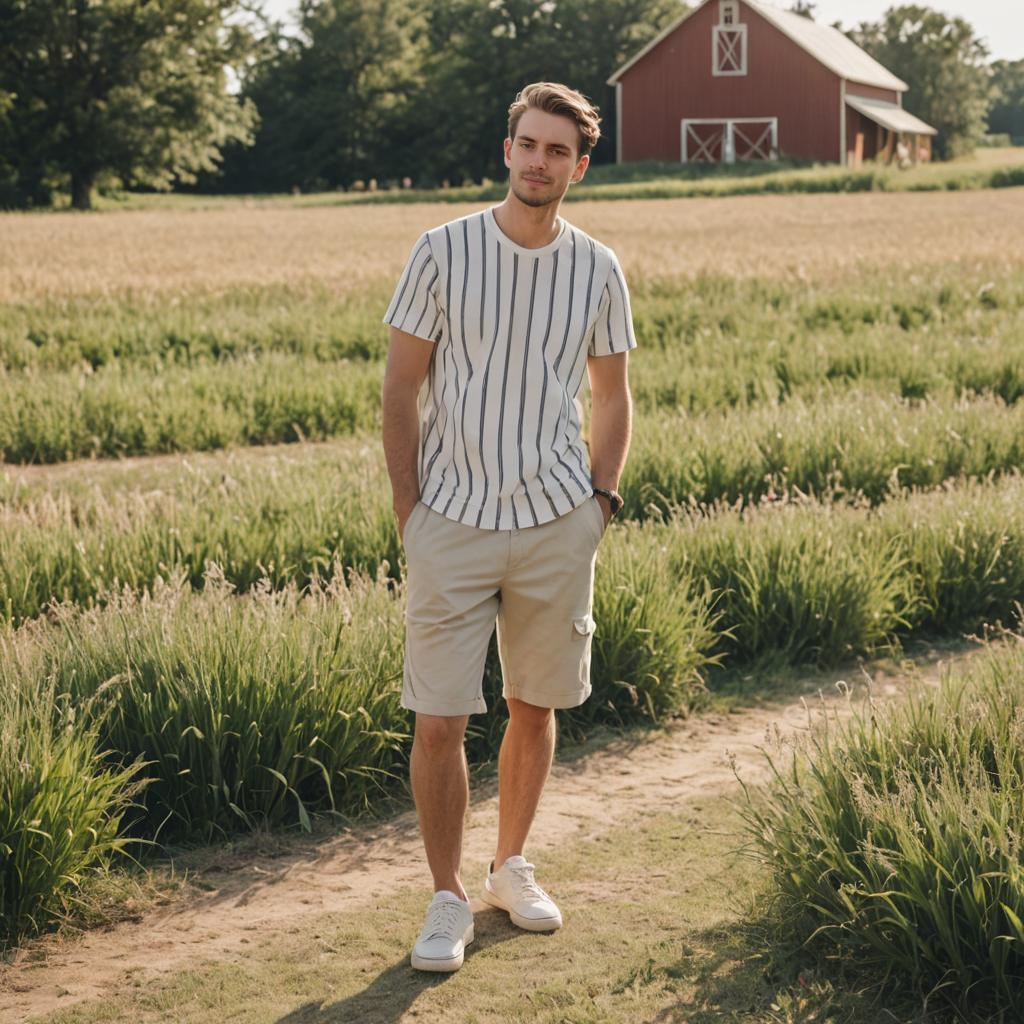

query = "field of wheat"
[3,184,1024,1017]
[5,189,1024,301]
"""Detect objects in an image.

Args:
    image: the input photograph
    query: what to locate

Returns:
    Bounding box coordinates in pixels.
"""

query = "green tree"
[0,0,258,209]
[848,5,992,159]
[213,0,682,192]
[988,59,1024,141]
[219,0,424,193]
[406,0,685,186]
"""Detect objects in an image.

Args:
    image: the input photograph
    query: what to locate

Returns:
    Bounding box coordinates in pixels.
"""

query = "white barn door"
[681,117,778,163]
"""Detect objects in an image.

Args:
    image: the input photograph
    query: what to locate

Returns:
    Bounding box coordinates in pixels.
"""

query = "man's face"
[504,107,590,209]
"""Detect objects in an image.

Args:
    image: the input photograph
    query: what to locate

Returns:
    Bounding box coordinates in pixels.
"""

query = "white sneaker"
[482,855,563,932]
[410,890,474,972]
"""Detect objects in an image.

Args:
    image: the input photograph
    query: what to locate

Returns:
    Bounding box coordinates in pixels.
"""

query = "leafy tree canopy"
[848,5,993,159]
[0,0,259,208]
[217,0,424,193]
[210,0,685,193]
[987,59,1024,140]
[407,0,685,186]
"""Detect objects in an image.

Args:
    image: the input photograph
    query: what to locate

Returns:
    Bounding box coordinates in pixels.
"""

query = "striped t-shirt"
[382,205,637,530]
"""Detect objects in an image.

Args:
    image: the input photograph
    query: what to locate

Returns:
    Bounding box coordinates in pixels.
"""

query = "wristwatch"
[592,487,623,517]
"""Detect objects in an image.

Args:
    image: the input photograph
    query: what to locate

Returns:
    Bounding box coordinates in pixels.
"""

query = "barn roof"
[846,95,937,135]
[607,0,908,92]
[755,4,907,91]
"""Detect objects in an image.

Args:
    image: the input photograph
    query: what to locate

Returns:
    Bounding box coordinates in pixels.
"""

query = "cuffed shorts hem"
[502,684,592,710]
[400,692,488,717]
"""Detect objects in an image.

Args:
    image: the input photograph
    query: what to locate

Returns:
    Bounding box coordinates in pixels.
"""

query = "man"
[380,81,636,973]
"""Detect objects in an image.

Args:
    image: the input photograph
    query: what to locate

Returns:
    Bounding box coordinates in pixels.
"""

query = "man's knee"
[413,712,469,757]
[506,697,555,730]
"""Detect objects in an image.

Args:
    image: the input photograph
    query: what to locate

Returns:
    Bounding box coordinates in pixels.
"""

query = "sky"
[801,1,1024,61]
[260,0,1024,62]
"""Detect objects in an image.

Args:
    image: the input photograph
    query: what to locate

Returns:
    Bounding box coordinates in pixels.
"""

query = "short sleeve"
[382,232,443,342]
[588,252,637,357]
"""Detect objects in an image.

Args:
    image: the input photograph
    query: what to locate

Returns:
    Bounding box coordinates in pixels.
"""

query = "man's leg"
[483,501,600,931]
[492,696,556,867]
[410,711,471,901]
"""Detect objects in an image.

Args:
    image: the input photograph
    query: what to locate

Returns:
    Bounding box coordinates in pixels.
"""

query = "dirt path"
[0,648,964,1023]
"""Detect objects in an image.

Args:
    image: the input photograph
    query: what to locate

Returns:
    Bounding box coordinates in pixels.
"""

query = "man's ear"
[570,153,590,184]
[503,136,512,169]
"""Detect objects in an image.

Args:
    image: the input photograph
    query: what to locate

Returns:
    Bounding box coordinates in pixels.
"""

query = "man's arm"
[586,350,632,526]
[382,325,435,538]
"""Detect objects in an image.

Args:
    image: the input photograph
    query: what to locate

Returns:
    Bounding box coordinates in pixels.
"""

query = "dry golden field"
[4,188,1023,302]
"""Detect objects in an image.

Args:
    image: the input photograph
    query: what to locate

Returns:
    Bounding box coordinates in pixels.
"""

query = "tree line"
[0,0,1020,210]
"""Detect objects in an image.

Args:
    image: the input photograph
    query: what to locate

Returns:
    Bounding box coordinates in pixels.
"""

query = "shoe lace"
[509,862,549,902]
[423,898,464,940]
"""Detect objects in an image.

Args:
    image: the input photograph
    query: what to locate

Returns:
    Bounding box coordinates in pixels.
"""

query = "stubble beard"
[510,177,563,209]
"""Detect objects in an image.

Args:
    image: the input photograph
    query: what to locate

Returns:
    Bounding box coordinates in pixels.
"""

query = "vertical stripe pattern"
[382,206,637,530]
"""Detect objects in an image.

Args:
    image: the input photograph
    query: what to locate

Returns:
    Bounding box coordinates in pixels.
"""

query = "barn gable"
[608,0,906,93]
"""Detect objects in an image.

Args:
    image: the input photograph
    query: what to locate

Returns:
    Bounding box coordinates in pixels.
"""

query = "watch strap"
[592,487,623,516]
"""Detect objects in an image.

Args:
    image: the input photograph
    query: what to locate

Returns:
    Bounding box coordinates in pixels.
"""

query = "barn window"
[712,22,747,75]
[720,0,738,24]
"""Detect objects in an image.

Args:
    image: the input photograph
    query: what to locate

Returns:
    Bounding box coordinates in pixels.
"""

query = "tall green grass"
[742,637,1024,1018]
[0,665,149,946]
[2,271,1021,463]
[6,470,1024,817]
[1,566,410,848]
[0,352,382,462]
[629,272,1024,414]
[0,544,717,851]
[887,481,1024,637]
[7,389,1024,627]
[622,391,1024,517]
[657,476,1024,666]
[4,273,1018,384]
[0,285,389,373]
[664,501,911,667]
[7,472,1024,946]
[0,439,398,625]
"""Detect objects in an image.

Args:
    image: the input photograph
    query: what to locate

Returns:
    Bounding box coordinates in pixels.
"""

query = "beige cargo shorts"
[400,496,607,716]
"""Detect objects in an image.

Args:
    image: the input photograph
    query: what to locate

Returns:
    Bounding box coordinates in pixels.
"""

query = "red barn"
[607,0,936,167]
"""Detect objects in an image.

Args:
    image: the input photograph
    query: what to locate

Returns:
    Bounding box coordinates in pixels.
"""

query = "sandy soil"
[0,648,964,1023]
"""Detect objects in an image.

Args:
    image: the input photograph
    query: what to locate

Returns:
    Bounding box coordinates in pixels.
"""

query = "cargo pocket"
[572,614,597,688]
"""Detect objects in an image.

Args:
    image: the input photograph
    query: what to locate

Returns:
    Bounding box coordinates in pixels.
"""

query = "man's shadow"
[275,903,542,1023]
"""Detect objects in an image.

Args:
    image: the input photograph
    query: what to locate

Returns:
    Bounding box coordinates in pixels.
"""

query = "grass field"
[745,637,1024,1020]
[5,188,1023,302]
[3,178,1024,1021]
[66,144,1024,212]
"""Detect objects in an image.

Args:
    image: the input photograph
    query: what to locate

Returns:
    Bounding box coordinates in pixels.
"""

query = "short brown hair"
[507,82,601,159]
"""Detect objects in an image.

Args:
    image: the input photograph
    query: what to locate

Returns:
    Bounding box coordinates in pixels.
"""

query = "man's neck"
[492,195,563,250]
